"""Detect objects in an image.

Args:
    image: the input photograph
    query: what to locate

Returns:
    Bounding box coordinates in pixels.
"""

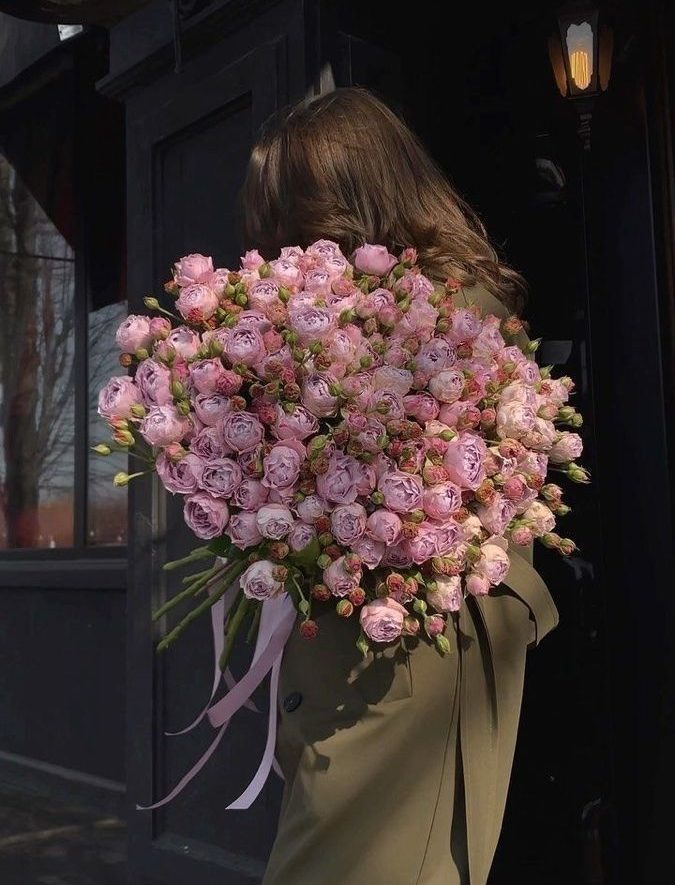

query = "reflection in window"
[0,155,75,549]
[88,301,128,545]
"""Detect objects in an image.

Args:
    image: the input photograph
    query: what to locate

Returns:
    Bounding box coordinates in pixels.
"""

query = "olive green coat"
[262,284,559,885]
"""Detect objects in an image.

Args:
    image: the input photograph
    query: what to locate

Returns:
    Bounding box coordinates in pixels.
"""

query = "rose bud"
[413,598,427,614]
[336,599,354,618]
[405,577,419,596]
[271,565,288,583]
[424,614,446,638]
[343,553,362,574]
[480,407,497,428]
[314,515,331,535]
[559,537,577,555]
[348,587,366,607]
[298,478,317,496]
[553,503,571,517]
[119,352,134,367]
[311,583,331,602]
[163,442,186,462]
[91,443,112,456]
[309,454,330,475]
[540,532,562,549]
[325,545,342,561]
[474,480,496,506]
[402,615,421,636]
[299,620,319,639]
[268,542,290,561]
[113,429,135,447]
[385,573,406,595]
[435,634,452,654]
[510,525,534,546]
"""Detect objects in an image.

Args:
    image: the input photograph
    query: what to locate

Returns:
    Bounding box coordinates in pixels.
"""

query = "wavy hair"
[240,87,526,312]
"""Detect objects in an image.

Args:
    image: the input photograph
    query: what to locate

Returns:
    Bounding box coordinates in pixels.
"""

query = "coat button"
[283,691,302,712]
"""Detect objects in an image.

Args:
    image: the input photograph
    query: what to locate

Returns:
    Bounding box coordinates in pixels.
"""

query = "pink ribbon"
[136,590,297,812]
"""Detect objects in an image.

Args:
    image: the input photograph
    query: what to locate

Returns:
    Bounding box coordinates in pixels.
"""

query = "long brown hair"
[240,87,526,312]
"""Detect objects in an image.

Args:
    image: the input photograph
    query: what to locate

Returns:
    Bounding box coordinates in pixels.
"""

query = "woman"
[240,88,559,885]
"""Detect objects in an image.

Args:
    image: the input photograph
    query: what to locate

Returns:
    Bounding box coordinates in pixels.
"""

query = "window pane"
[0,155,75,549]
[87,301,128,546]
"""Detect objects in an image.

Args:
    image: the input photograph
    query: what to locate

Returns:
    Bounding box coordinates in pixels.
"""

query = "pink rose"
[426,575,463,612]
[140,405,189,447]
[352,536,385,569]
[371,366,413,396]
[403,392,439,423]
[366,509,402,545]
[378,471,423,513]
[323,556,361,598]
[428,369,465,404]
[381,543,413,569]
[273,404,319,441]
[187,359,225,395]
[360,597,407,642]
[193,393,232,427]
[149,317,171,340]
[306,239,341,260]
[303,268,332,296]
[476,493,517,535]
[98,376,141,421]
[240,249,265,271]
[116,315,153,353]
[232,478,268,510]
[330,503,367,545]
[288,522,317,553]
[472,315,505,361]
[315,453,359,505]
[404,522,441,565]
[224,326,266,367]
[397,270,435,300]
[189,426,229,460]
[198,458,242,498]
[173,253,214,286]
[221,411,264,452]
[352,244,397,276]
[205,268,231,295]
[262,445,302,490]
[394,298,438,341]
[240,560,285,600]
[496,401,537,440]
[247,279,280,313]
[183,491,229,539]
[295,494,327,523]
[165,326,201,359]
[474,542,510,585]
[549,431,583,464]
[523,500,556,534]
[443,432,487,490]
[466,573,490,597]
[255,504,294,539]
[175,283,219,323]
[227,511,263,549]
[155,451,204,495]
[422,482,462,520]
[290,306,335,343]
[269,258,304,288]
[446,308,482,344]
[301,375,339,418]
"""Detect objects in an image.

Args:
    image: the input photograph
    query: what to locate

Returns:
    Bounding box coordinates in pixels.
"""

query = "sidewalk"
[0,786,127,885]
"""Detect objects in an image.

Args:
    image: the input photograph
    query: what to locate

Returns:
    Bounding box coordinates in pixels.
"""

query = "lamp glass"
[565,21,594,90]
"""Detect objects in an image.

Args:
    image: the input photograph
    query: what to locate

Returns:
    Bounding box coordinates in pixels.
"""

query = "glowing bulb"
[566,21,594,91]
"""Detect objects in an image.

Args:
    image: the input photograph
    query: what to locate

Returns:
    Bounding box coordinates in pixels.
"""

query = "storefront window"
[0,154,75,549]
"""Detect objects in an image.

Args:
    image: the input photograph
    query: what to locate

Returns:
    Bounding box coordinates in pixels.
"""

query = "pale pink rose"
[466,573,490,597]
[549,431,583,464]
[446,308,482,343]
[434,520,461,556]
[394,298,438,341]
[428,369,465,404]
[514,360,540,385]
[378,471,423,513]
[460,513,484,542]
[315,453,359,504]
[427,575,463,613]
[330,503,367,545]
[476,493,517,535]
[415,339,457,380]
[443,432,487,490]
[233,309,272,333]
[366,508,403,547]
[474,542,510,585]
[302,375,339,417]
[198,458,242,498]
[149,317,171,339]
[98,376,141,421]
[273,404,319,441]
[510,524,534,545]
[280,245,305,262]
[205,268,231,295]
[175,283,219,323]
[352,536,385,569]
[324,327,362,372]
[221,411,264,452]
[240,560,284,600]
[545,379,571,404]
[247,279,280,313]
[503,475,529,504]
[173,253,214,286]
[306,239,341,260]
[165,326,201,359]
[290,306,335,343]
[193,393,232,427]
[360,597,407,642]
[522,417,557,451]
[255,504,294,539]
[397,270,435,300]
[288,522,317,553]
[140,406,189,447]
[472,314,506,361]
[368,389,405,421]
[183,491,229,540]
[295,495,327,523]
[371,366,413,396]
[116,315,153,353]
[381,543,414,569]
[323,253,349,279]
[404,522,441,565]
[240,249,265,271]
[224,326,266,367]
[423,482,462,520]
[496,401,537,439]
[269,258,304,288]
[227,511,263,549]
[517,450,548,482]
[351,459,377,496]
[523,500,556,534]
[232,478,268,510]
[403,392,440,423]
[189,426,230,460]
[352,244,397,276]
[323,556,361,598]
[155,451,204,495]
[189,359,228,394]
[498,381,537,408]
[304,268,332,296]
[262,445,302,490]
[366,287,396,312]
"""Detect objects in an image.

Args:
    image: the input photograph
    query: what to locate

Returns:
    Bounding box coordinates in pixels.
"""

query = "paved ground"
[0,787,127,885]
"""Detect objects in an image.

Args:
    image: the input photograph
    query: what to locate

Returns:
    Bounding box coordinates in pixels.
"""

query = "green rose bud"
[91,444,112,456]
[143,296,160,310]
[130,403,147,419]
[435,634,451,654]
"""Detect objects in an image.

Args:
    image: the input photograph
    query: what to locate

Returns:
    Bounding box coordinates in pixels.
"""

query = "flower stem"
[162,547,212,571]
[219,592,253,672]
[245,602,262,645]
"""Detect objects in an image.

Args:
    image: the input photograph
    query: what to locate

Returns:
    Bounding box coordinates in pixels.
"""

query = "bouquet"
[97,240,589,674]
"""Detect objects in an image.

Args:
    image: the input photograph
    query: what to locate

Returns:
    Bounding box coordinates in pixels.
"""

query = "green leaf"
[207,536,233,558]
[288,537,321,573]
[299,599,310,616]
